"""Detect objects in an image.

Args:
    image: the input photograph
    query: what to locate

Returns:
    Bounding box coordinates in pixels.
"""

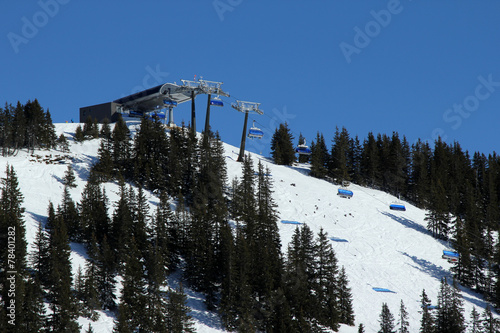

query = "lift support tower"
[180,78,229,135]
[232,100,263,162]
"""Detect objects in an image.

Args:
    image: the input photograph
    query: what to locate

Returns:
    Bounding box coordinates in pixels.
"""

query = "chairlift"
[442,250,459,262]
[337,188,353,199]
[389,195,406,211]
[389,203,406,211]
[295,140,312,156]
[248,120,264,139]
[337,180,353,199]
[210,96,224,107]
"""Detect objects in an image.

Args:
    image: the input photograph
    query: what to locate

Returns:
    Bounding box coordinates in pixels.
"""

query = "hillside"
[1,121,497,332]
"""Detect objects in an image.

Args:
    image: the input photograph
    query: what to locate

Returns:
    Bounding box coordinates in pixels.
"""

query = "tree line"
[0,100,62,155]
[271,123,500,309]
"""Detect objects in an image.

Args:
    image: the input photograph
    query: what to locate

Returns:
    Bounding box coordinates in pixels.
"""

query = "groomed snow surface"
[1,121,497,332]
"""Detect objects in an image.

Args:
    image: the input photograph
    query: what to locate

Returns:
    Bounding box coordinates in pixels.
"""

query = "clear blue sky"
[2,1,500,157]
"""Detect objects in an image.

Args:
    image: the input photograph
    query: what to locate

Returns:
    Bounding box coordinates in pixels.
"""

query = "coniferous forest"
[1,100,500,331]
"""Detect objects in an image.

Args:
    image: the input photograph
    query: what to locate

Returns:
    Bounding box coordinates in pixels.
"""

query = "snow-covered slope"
[1,122,496,332]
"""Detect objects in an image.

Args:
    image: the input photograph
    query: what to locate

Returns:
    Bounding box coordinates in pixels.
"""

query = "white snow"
[1,122,496,332]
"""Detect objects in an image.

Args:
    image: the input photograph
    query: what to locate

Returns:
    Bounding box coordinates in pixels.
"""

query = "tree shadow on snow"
[27,211,48,228]
[400,251,497,312]
[401,251,452,283]
[381,211,431,237]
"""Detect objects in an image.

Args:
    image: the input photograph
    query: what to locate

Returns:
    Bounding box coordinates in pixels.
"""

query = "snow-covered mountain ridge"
[1,121,496,332]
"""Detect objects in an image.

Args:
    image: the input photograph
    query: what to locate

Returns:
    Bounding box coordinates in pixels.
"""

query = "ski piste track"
[1,121,497,332]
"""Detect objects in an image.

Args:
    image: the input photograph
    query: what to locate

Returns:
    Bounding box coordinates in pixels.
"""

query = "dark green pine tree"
[378,303,396,333]
[56,133,70,152]
[493,233,500,309]
[41,109,57,148]
[58,185,81,242]
[63,165,77,188]
[85,323,95,333]
[314,228,340,331]
[0,103,10,155]
[232,228,256,332]
[358,323,366,333]
[46,213,80,332]
[337,266,355,326]
[185,187,216,307]
[166,283,195,333]
[425,180,450,239]
[348,135,363,183]
[285,224,316,329]
[94,137,114,182]
[110,177,133,267]
[97,235,117,311]
[113,303,133,333]
[143,243,169,332]
[450,216,473,288]
[83,115,99,139]
[435,278,465,333]
[386,132,410,197]
[268,287,293,333]
[74,125,85,142]
[419,289,435,333]
[468,307,481,333]
[310,132,329,179]
[99,117,111,137]
[251,162,283,330]
[23,99,46,151]
[410,139,432,208]
[270,122,296,165]
[157,191,180,269]
[360,131,380,187]
[82,233,102,320]
[30,221,50,288]
[12,101,26,152]
[218,216,237,330]
[397,299,410,333]
[115,237,147,332]
[111,115,131,176]
[481,305,500,333]
[0,165,27,272]
[376,133,392,191]
[143,195,170,332]
[130,185,149,257]
[232,155,257,225]
[78,173,110,246]
[74,266,85,311]
[329,126,351,183]
[19,274,46,333]
[0,165,28,331]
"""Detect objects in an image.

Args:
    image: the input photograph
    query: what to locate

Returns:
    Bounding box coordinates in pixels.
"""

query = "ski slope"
[1,121,496,332]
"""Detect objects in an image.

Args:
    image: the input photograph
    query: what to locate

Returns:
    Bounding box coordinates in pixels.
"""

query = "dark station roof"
[114,83,194,112]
